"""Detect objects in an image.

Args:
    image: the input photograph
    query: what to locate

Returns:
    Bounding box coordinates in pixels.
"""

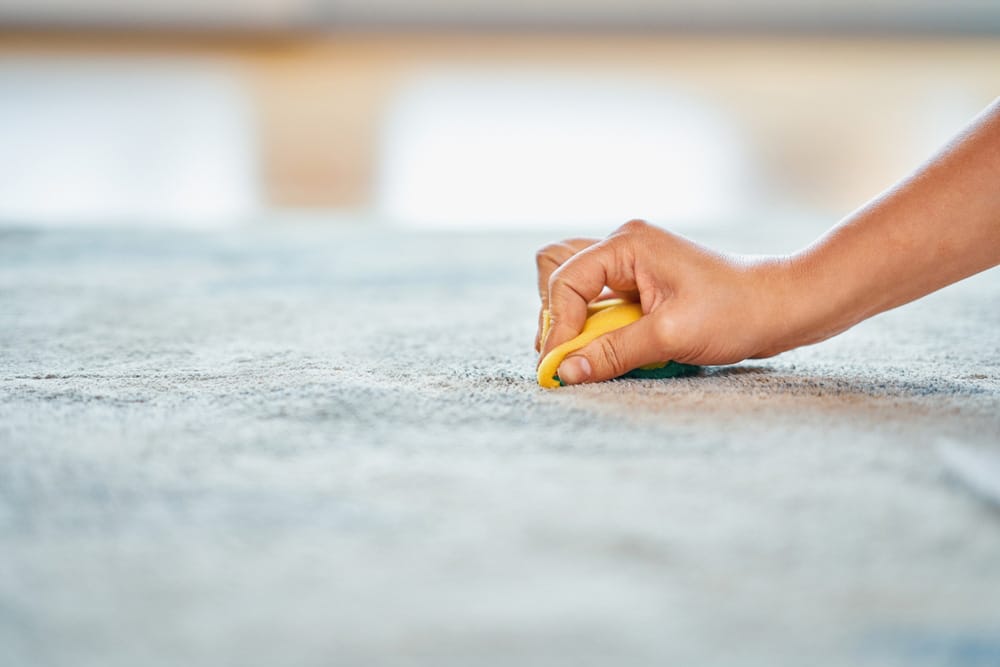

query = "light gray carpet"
[1,223,999,667]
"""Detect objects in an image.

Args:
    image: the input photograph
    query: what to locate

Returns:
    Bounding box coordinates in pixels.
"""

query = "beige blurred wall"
[2,30,998,214]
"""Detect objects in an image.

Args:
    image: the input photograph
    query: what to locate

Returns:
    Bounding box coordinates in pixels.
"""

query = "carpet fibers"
[1,225,999,666]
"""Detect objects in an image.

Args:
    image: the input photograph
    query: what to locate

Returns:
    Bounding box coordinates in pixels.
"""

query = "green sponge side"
[624,362,700,379]
[552,361,699,386]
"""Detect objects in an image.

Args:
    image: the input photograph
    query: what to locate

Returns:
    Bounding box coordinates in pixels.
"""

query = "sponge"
[536,299,699,388]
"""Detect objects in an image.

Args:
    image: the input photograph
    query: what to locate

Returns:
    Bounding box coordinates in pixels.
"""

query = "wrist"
[748,249,867,358]
[762,240,881,355]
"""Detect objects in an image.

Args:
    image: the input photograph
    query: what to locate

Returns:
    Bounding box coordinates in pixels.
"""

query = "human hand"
[537,100,1000,387]
[536,220,796,385]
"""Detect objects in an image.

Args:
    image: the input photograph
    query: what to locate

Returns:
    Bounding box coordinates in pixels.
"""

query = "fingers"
[542,219,663,359]
[557,315,670,385]
[535,238,599,351]
[535,238,600,305]
[540,241,625,360]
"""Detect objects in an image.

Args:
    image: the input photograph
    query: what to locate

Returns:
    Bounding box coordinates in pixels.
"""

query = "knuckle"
[594,335,627,377]
[548,267,570,294]
[536,240,579,269]
[548,269,584,306]
[535,244,559,267]
[617,218,650,234]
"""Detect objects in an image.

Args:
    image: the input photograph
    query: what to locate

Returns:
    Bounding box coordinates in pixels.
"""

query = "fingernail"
[558,356,592,385]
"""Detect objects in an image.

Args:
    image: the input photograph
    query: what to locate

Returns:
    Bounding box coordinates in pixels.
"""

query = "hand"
[536,220,796,385]
[536,100,1000,387]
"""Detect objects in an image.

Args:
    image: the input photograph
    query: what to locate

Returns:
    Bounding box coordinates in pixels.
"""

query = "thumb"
[557,315,668,385]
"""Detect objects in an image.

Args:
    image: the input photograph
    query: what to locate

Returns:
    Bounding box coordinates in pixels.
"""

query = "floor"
[1,223,999,666]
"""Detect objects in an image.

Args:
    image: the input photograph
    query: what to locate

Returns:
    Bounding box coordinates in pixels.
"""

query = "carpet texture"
[1,224,999,667]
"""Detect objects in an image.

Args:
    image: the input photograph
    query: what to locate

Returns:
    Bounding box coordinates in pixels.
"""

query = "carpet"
[2,223,999,666]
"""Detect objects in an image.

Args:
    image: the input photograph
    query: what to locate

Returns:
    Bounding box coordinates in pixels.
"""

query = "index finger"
[535,238,600,307]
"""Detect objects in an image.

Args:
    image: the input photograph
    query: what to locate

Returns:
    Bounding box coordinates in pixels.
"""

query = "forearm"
[775,98,1000,351]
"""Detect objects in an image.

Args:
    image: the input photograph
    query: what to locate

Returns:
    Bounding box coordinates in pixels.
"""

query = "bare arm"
[766,97,1000,354]
[538,98,1000,385]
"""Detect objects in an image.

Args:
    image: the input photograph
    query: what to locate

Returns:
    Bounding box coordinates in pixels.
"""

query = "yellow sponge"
[536,299,698,388]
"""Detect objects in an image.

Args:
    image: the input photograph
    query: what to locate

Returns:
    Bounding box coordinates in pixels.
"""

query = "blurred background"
[0,1,997,231]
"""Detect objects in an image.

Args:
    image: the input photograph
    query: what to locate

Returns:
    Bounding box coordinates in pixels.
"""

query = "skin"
[536,97,1000,386]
